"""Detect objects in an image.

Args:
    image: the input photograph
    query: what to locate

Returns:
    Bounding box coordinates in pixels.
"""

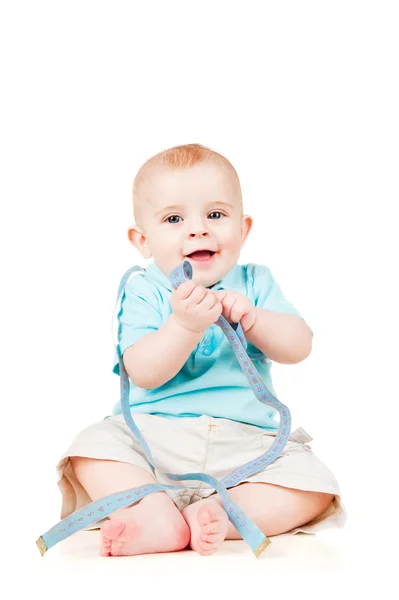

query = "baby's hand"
[213,290,257,333]
[171,280,224,334]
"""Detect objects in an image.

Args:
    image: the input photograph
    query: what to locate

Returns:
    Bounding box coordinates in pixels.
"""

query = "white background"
[1,0,398,594]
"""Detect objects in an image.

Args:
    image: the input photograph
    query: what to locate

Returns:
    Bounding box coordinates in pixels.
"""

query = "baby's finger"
[210,299,223,319]
[222,295,237,322]
[213,290,227,302]
[199,291,217,309]
[230,301,245,323]
[176,280,197,299]
[188,285,208,305]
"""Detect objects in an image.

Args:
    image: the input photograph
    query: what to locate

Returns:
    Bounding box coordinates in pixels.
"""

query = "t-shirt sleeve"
[252,264,302,315]
[245,264,313,361]
[112,273,163,376]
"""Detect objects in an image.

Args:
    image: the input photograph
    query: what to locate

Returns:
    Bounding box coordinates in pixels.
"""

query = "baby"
[56,143,346,558]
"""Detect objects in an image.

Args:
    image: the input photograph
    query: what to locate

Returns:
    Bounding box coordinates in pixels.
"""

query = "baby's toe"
[200,531,221,543]
[198,539,218,554]
[101,519,125,540]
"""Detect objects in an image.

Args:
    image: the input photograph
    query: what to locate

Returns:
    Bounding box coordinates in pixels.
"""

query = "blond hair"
[132,143,242,227]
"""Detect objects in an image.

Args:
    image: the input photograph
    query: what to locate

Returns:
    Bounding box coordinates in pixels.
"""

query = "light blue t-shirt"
[111,261,311,431]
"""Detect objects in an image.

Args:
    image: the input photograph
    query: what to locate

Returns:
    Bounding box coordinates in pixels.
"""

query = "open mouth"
[186,250,216,262]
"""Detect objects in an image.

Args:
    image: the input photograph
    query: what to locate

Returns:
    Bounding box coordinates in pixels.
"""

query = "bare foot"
[100,492,190,556]
[181,497,229,556]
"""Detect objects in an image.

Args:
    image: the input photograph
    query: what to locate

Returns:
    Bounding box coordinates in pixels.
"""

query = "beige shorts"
[56,413,347,537]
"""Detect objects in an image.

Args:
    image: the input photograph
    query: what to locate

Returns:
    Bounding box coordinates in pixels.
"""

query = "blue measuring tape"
[36,260,292,559]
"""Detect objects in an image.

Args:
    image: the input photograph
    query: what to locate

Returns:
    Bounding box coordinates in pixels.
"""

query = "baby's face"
[129,161,252,288]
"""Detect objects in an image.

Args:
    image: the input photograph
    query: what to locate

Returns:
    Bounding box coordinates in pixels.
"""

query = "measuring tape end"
[36,536,47,557]
[253,536,272,559]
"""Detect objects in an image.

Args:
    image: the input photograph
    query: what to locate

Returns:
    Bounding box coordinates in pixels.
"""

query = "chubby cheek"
[148,228,174,254]
[144,230,177,269]
[221,232,245,262]
[220,225,242,252]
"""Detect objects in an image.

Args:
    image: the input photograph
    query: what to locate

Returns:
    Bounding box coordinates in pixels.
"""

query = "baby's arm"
[122,278,222,389]
[122,314,203,389]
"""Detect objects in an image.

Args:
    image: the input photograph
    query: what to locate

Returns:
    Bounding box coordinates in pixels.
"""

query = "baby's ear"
[127,225,152,258]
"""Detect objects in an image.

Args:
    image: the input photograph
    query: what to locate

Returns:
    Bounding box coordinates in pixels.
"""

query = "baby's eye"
[166,215,182,224]
[209,211,223,219]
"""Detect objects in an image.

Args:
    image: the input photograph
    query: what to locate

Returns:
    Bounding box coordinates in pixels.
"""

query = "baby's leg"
[69,457,190,556]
